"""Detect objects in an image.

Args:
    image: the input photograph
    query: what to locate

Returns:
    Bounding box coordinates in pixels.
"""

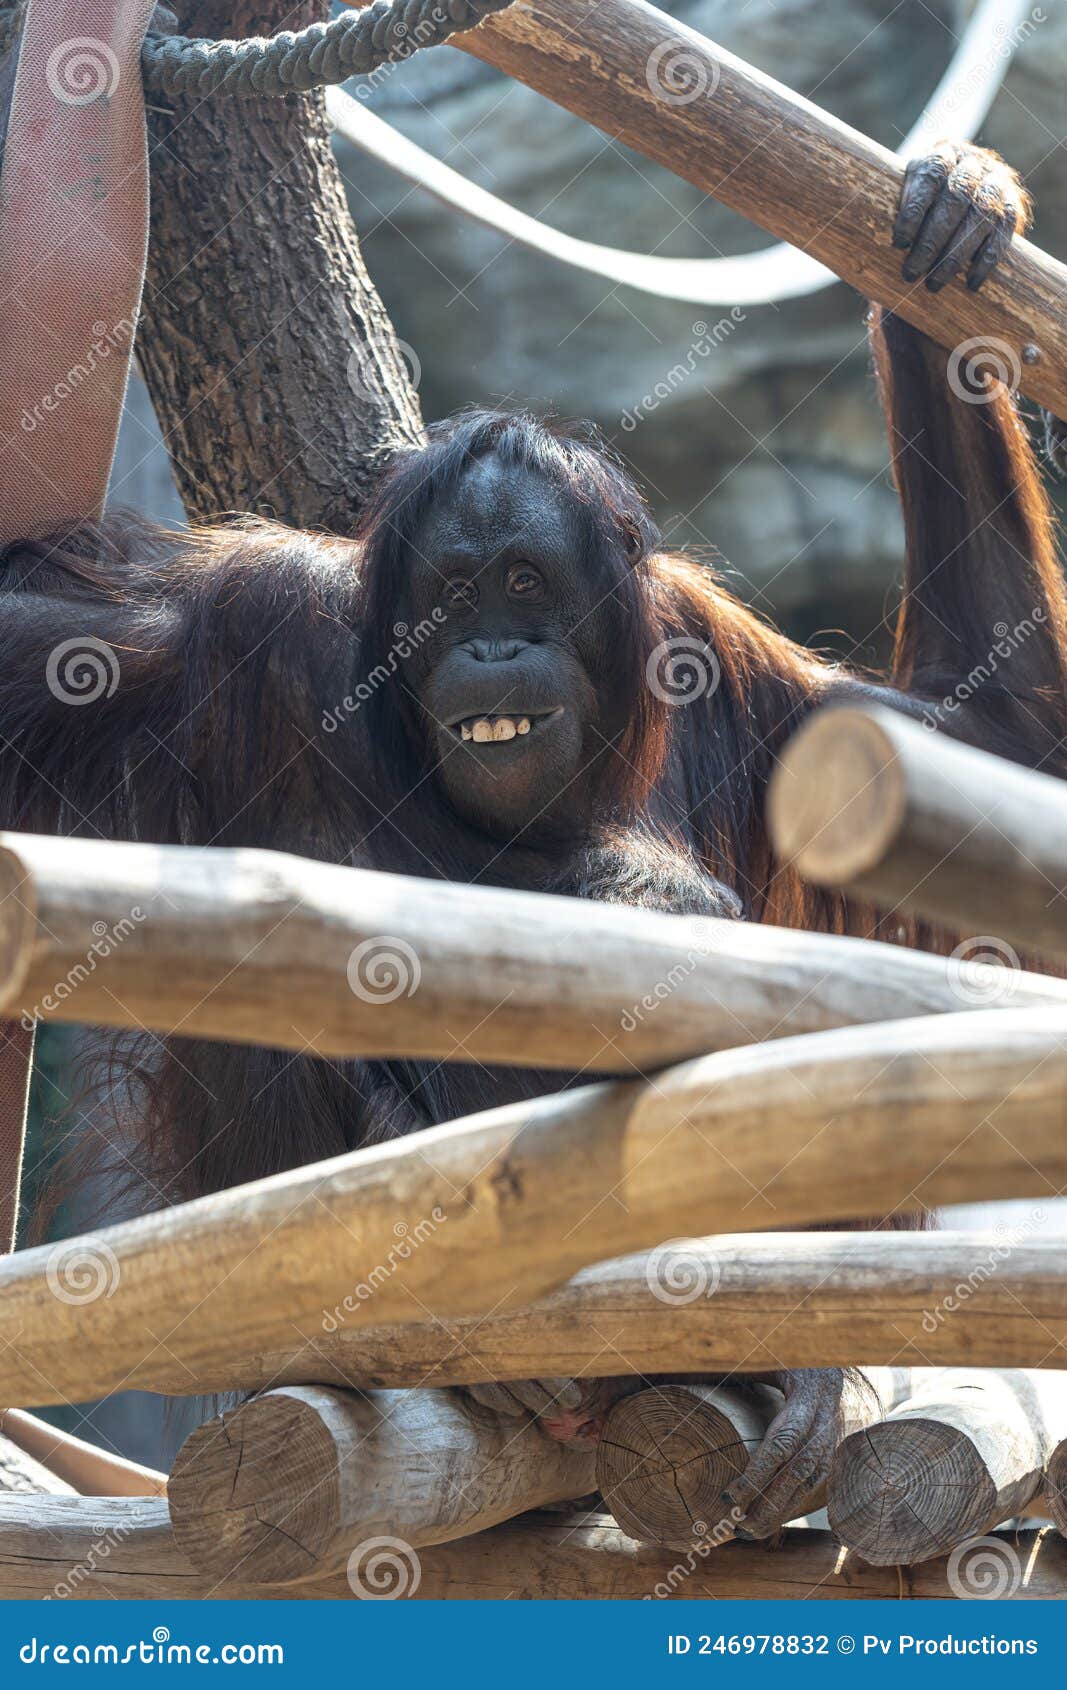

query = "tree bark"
[138,1,423,529]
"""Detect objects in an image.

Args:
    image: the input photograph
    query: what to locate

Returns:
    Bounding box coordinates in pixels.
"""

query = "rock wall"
[332,0,1067,647]
[112,0,1066,642]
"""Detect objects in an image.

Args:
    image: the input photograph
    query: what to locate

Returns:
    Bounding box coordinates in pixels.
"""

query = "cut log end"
[829,1417,997,1565]
[595,1385,761,1549]
[169,1392,339,1585]
[767,709,906,885]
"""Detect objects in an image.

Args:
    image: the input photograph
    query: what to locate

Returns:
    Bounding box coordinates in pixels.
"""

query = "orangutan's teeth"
[493,718,517,741]
[460,722,473,740]
[517,717,531,735]
[471,719,494,743]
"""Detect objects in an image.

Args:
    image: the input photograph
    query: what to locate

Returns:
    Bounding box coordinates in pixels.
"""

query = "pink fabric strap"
[0,0,157,541]
[0,0,157,1248]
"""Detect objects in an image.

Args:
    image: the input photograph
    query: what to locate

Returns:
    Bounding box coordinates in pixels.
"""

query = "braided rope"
[0,2,516,97]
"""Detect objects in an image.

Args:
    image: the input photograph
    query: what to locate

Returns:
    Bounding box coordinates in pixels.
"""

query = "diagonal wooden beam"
[3,1007,1067,1407]
[459,0,1067,416]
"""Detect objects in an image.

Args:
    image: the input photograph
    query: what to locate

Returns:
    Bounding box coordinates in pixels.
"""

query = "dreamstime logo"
[645,1239,721,1305]
[925,7,1047,129]
[46,38,120,105]
[48,1511,144,1600]
[20,317,136,435]
[947,1535,1022,1599]
[620,310,746,432]
[347,339,422,401]
[322,1207,447,1328]
[644,1508,744,1598]
[645,40,720,106]
[646,636,720,705]
[620,916,728,1033]
[46,637,120,706]
[922,609,1047,730]
[347,1536,422,1599]
[347,936,422,1003]
[947,336,1021,404]
[322,611,446,732]
[947,936,1021,1006]
[920,1206,1045,1333]
[20,908,145,1032]
[46,1239,120,1306]
[343,3,453,101]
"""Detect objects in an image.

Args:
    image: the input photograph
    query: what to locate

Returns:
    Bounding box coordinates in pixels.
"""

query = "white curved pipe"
[327,0,1031,307]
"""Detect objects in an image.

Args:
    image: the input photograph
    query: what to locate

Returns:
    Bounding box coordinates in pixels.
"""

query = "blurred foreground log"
[769,706,1067,965]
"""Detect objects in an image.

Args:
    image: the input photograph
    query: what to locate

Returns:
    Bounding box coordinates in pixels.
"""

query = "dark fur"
[2,312,1065,1214]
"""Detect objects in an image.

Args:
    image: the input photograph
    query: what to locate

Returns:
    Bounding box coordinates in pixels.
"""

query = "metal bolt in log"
[168,1385,596,1586]
[828,1369,1067,1565]
[768,704,1067,966]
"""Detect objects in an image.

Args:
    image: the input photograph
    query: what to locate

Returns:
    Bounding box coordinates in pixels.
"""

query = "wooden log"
[769,705,1067,965]
[8,1227,1061,1406]
[596,1383,782,1548]
[0,1434,74,1497]
[5,1008,1067,1408]
[246,1233,1067,1395]
[4,830,1064,1066]
[0,1501,1062,1600]
[0,1497,338,1600]
[167,1385,596,1586]
[413,1516,1066,1601]
[595,1370,921,1548]
[828,1369,1067,1565]
[0,1410,165,1498]
[1045,1438,1067,1539]
[462,1,1067,418]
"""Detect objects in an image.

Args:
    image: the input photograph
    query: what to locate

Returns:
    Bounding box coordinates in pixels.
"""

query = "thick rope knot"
[0,2,517,96]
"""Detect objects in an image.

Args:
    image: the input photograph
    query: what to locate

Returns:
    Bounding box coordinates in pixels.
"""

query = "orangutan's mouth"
[446,706,564,744]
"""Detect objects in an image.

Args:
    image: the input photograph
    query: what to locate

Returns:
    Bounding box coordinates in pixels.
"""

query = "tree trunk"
[138,1,423,529]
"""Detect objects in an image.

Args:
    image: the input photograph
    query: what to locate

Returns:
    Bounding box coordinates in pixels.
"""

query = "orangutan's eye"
[507,563,544,599]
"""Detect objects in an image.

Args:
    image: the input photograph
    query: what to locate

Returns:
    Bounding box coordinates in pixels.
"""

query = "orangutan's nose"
[463,638,529,663]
